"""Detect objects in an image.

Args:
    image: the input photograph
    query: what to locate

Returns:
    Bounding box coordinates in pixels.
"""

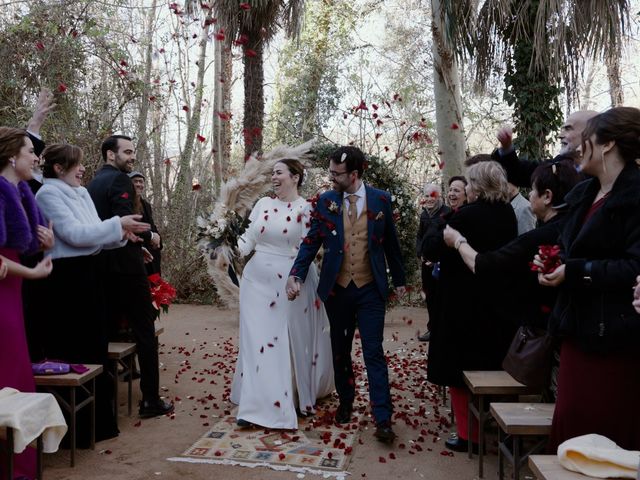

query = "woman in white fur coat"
[35,143,149,445]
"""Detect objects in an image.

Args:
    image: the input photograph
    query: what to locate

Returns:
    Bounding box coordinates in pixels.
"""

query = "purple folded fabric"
[32,361,70,375]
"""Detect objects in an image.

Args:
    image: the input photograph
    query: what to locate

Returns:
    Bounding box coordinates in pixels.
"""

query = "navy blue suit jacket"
[290,184,406,302]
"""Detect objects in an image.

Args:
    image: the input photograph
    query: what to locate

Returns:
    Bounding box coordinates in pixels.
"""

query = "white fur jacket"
[36,178,125,259]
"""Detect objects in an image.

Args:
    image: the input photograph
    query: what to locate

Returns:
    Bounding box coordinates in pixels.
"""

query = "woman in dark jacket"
[444,160,581,399]
[416,183,451,341]
[423,161,517,452]
[536,106,640,452]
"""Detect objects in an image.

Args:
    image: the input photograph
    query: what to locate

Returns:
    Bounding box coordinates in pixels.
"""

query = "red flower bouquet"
[148,274,177,314]
[530,245,562,274]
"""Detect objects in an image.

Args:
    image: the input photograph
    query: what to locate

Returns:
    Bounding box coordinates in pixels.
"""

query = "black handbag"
[502,326,555,389]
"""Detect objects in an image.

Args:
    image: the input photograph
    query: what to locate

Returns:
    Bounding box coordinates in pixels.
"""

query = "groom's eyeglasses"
[328,169,350,178]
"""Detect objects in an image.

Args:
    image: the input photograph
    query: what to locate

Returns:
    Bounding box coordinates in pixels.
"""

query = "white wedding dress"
[230,196,334,429]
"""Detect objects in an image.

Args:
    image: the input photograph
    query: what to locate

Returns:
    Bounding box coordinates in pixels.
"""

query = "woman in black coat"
[416,183,452,341]
[423,161,517,452]
[535,107,640,452]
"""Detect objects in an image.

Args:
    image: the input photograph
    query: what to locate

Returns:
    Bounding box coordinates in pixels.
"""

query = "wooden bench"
[491,402,555,480]
[463,370,535,478]
[107,342,136,425]
[529,455,602,480]
[34,364,103,467]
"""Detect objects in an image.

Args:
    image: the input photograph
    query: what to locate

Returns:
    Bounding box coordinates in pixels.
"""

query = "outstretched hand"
[496,126,513,150]
[27,88,56,134]
[121,214,150,233]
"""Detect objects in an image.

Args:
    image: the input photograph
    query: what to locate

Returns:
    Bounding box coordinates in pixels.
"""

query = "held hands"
[443,225,461,248]
[286,276,301,301]
[37,221,55,250]
[496,125,513,150]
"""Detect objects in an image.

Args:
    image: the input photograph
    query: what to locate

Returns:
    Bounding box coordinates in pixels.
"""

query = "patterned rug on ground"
[168,406,363,477]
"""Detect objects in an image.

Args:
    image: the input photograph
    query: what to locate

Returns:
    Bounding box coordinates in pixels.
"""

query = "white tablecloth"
[0,387,67,453]
[558,433,640,479]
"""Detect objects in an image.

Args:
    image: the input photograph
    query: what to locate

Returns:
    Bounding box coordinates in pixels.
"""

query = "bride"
[230,159,334,429]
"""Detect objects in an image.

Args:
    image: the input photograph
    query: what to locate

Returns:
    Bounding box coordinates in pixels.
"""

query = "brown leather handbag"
[502,326,555,389]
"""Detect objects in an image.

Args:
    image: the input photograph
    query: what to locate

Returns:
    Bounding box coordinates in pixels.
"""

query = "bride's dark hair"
[276,159,304,187]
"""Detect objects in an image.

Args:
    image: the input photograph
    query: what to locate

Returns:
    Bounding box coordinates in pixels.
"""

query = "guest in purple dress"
[0,126,54,480]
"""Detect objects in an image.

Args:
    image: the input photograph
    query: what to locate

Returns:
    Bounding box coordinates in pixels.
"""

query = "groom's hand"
[286,276,301,301]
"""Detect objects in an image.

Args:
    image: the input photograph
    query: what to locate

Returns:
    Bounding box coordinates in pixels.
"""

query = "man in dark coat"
[88,135,173,418]
[491,110,598,187]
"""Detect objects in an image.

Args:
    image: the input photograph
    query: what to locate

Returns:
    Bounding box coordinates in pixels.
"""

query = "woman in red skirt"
[537,106,640,452]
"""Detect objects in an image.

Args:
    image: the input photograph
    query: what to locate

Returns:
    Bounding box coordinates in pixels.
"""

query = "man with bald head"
[491,110,599,188]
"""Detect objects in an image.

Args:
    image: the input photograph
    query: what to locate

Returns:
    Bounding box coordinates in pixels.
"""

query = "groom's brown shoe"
[374,421,397,443]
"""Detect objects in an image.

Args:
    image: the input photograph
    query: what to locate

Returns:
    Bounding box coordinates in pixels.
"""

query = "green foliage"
[268,0,355,145]
[502,1,563,161]
[0,2,144,176]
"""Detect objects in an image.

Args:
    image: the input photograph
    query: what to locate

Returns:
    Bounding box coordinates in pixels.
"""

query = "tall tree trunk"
[213,38,224,194]
[431,0,466,185]
[135,0,156,186]
[580,63,597,111]
[212,41,233,193]
[606,45,624,107]
[243,32,264,160]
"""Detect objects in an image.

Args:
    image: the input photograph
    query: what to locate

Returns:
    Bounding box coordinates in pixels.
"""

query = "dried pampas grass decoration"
[199,140,315,308]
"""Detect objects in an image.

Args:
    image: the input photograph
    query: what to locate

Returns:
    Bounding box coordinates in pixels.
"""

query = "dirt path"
[44,304,500,480]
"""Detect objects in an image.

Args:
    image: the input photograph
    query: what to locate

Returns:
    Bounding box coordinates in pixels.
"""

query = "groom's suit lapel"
[365,184,375,249]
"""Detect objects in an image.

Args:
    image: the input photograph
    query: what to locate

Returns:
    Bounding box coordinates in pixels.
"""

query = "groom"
[286,146,406,443]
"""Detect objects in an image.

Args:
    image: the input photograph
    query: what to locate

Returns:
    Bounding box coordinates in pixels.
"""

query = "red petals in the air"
[244,48,258,57]
[192,182,202,191]
[182,105,190,112]
[278,453,285,460]
[217,111,231,121]
[57,83,67,93]
[234,34,249,46]
[35,41,45,51]
[120,192,129,199]
[378,456,387,463]
[273,401,281,408]
[214,29,225,41]
[239,2,251,10]
[314,298,321,310]
[355,100,368,111]
[530,244,561,274]
[451,123,459,130]
[197,134,206,142]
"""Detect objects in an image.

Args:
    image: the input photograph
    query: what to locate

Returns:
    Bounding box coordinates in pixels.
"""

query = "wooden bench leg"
[513,434,521,480]
[37,434,43,480]
[7,426,14,480]
[478,395,485,478]
[70,387,76,467]
[127,354,133,416]
[90,378,96,451]
[112,360,119,429]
